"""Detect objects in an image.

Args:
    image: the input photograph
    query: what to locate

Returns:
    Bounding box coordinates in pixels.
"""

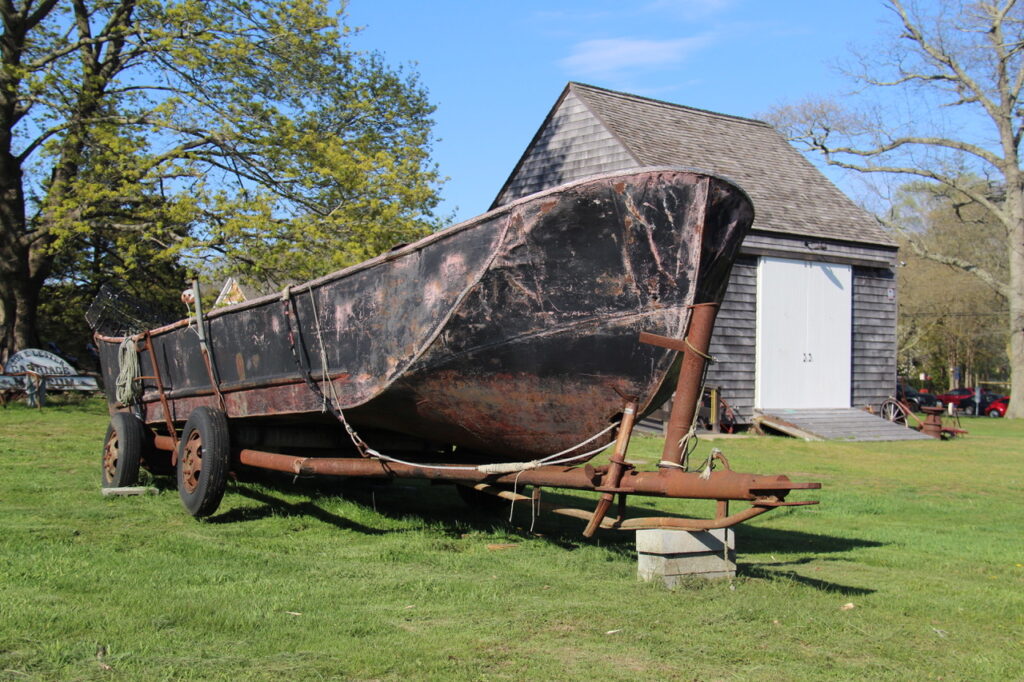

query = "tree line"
[0,0,444,365]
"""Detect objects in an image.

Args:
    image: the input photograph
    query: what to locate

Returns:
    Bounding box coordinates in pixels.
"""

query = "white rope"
[115,337,142,405]
[358,430,618,473]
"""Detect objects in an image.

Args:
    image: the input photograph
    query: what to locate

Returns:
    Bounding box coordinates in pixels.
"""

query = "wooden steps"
[752,408,933,442]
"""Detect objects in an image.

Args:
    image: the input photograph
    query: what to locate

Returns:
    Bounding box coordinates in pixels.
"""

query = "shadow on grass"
[736,525,885,555]
[741,563,876,596]
[211,472,877,567]
[207,485,390,535]
[219,470,622,550]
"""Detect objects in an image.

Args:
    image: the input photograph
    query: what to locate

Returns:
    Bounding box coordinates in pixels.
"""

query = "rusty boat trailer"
[138,302,820,536]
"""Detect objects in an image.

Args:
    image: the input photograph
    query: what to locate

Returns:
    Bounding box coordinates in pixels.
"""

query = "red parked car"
[985,396,1010,418]
[935,388,975,408]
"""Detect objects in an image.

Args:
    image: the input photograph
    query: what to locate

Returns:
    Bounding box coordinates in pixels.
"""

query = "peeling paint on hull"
[96,168,753,460]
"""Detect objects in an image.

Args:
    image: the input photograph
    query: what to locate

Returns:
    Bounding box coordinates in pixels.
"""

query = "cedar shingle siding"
[493,83,899,420]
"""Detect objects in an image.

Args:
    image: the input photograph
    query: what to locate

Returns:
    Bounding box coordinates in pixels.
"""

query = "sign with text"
[2,349,99,391]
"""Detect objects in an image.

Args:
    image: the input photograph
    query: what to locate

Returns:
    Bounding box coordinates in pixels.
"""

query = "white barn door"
[755,257,852,409]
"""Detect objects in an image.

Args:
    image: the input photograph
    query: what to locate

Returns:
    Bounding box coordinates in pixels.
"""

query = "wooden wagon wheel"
[880,398,908,426]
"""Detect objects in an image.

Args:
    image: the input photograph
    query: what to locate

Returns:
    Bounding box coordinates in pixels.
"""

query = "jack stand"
[583,400,637,537]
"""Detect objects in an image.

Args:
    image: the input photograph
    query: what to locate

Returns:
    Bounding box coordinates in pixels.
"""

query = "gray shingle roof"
[502,83,894,247]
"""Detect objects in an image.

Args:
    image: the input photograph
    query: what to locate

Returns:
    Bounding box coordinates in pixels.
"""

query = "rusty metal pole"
[142,332,179,453]
[236,447,820,501]
[641,302,719,467]
[582,401,637,537]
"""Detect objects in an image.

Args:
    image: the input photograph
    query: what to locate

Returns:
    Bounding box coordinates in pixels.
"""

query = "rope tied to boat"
[359,421,620,473]
[477,461,542,474]
[115,337,142,405]
[685,336,716,363]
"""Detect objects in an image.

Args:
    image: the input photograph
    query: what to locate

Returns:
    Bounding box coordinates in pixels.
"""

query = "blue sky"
[348,1,900,222]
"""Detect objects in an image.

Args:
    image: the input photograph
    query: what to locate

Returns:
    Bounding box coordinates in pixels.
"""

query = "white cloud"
[560,35,716,78]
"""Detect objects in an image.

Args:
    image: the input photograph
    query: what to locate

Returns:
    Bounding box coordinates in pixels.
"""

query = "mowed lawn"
[1,398,1022,680]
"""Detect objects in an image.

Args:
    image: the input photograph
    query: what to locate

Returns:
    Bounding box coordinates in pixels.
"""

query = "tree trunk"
[0,244,48,355]
[11,267,43,351]
[0,122,29,357]
[0,281,14,363]
[1006,213,1024,418]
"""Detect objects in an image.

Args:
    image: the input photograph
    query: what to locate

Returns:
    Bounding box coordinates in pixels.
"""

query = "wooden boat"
[94,167,751,459]
[92,167,818,529]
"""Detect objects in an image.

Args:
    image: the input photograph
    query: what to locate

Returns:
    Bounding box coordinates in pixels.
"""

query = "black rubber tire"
[101,412,146,488]
[177,407,230,518]
[962,403,976,416]
[988,408,1002,418]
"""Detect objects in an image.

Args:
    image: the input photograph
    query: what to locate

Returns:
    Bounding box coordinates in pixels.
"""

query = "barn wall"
[703,256,897,425]
[493,92,636,207]
[851,267,898,410]
[705,257,757,423]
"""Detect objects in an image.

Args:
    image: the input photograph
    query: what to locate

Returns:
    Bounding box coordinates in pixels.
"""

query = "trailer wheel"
[101,412,145,488]
[177,407,230,518]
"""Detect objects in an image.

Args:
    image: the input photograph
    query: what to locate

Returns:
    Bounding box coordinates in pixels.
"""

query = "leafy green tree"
[769,0,1024,417]
[894,183,1008,390]
[0,0,444,358]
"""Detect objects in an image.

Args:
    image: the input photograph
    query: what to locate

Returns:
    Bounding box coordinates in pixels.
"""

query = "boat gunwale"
[93,166,751,344]
[134,306,682,405]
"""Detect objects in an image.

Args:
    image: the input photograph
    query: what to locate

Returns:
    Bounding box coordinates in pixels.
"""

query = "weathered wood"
[754,408,931,441]
[705,259,757,423]
[853,268,897,411]
[100,486,158,497]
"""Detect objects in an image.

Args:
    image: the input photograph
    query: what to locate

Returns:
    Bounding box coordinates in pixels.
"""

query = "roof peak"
[567,81,771,128]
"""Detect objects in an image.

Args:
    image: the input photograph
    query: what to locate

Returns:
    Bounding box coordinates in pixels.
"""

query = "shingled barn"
[492,82,900,429]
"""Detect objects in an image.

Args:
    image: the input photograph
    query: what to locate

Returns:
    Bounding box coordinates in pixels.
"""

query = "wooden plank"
[101,486,158,497]
[753,408,932,441]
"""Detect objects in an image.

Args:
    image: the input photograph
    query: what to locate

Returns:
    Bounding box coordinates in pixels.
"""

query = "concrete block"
[636,527,733,555]
[637,528,736,584]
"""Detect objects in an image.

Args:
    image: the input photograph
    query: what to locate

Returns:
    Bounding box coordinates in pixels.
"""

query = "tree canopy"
[0,0,444,361]
[769,0,1024,417]
[893,182,1008,390]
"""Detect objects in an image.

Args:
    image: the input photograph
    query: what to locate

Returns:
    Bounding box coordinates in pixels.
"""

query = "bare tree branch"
[877,213,1009,298]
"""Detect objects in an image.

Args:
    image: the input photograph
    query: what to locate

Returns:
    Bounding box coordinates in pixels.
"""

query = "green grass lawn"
[1,398,1022,680]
